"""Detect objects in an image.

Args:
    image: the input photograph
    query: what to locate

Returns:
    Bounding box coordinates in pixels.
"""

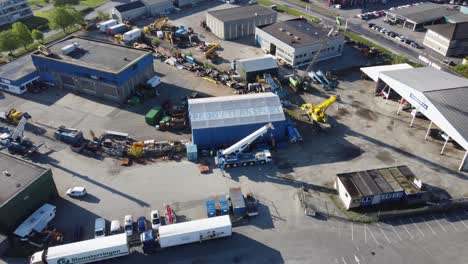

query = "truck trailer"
[29,233,129,264]
[158,215,232,248]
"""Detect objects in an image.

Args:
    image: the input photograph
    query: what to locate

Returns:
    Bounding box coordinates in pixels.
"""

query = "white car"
[66,187,87,197]
[150,210,161,230]
[124,215,134,236]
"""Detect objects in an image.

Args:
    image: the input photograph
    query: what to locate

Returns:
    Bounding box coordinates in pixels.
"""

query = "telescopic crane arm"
[221,123,274,156]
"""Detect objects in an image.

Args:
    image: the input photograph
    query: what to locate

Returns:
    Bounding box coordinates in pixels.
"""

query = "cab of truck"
[110,220,121,235]
[124,215,134,236]
[94,218,106,238]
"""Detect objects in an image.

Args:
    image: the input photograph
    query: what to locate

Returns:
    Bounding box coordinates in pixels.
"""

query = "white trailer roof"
[14,204,56,238]
[44,234,128,259]
[360,63,413,82]
[379,67,468,151]
[188,93,285,129]
[159,215,231,238]
[237,55,278,73]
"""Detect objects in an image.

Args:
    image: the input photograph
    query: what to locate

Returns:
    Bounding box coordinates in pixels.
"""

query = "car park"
[66,187,87,198]
[137,216,147,234]
[124,215,134,236]
[150,210,161,231]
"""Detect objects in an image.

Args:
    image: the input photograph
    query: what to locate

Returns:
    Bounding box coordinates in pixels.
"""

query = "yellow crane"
[143,17,169,34]
[301,95,338,123]
[204,43,220,59]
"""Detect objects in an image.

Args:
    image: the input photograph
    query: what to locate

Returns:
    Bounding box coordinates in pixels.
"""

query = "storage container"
[186,143,198,161]
[145,107,162,126]
[229,188,246,217]
[218,197,229,215]
[205,200,216,218]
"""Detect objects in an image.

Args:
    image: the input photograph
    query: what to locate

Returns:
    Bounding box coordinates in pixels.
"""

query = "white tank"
[123,28,142,42]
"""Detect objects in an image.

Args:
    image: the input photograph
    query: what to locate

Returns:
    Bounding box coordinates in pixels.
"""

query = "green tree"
[97,10,109,21]
[0,30,20,54]
[50,6,81,33]
[31,29,44,44]
[12,22,33,49]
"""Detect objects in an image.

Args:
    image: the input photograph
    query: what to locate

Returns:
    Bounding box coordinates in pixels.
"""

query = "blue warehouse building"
[31,36,154,102]
[188,93,287,148]
[0,55,39,95]
[336,166,429,210]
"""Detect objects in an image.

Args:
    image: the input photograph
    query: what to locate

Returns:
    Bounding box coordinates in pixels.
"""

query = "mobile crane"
[216,123,274,169]
[6,116,41,156]
[301,95,338,123]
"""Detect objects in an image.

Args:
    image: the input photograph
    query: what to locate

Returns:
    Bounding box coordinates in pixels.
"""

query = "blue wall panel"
[9,71,38,86]
[192,121,287,148]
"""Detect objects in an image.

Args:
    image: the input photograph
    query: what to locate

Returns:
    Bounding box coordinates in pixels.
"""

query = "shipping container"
[186,143,198,161]
[123,28,142,43]
[99,19,117,32]
[145,107,162,126]
[158,215,232,248]
[229,188,246,217]
[108,23,127,35]
[206,200,216,218]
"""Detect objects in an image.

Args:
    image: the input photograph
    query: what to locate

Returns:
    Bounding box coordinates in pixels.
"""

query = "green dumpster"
[145,106,162,126]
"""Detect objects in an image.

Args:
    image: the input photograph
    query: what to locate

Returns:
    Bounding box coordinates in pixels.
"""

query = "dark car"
[137,216,147,234]
[368,23,375,28]
[410,41,419,48]
[443,59,457,66]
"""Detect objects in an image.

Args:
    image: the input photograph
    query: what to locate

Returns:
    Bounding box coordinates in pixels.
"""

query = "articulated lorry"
[30,233,129,264]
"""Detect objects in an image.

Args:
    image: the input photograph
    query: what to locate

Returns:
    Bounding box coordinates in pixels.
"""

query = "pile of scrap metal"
[139,140,187,159]
[157,104,188,131]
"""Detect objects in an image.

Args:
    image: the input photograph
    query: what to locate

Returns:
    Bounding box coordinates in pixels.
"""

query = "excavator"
[143,17,169,34]
[0,108,31,125]
[301,95,338,123]
[204,43,220,59]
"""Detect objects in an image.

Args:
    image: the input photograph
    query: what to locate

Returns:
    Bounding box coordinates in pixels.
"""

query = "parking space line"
[432,215,447,232]
[377,223,391,243]
[367,225,379,245]
[391,225,402,241]
[409,217,425,237]
[364,224,367,244]
[342,256,348,264]
[351,222,354,241]
[455,214,468,230]
[423,219,437,235]
[443,213,458,231]
[400,219,414,239]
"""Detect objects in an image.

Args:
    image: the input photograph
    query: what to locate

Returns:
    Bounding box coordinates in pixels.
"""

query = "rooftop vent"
[278,27,284,31]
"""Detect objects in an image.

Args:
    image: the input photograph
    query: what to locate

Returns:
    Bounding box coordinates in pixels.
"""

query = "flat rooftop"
[208,5,276,22]
[258,18,338,48]
[337,166,423,198]
[426,21,468,41]
[387,3,458,24]
[237,55,278,72]
[32,36,150,73]
[114,0,145,13]
[0,153,48,206]
[0,54,37,81]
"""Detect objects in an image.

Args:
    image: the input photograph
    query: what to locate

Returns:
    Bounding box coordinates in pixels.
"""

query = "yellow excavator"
[301,95,338,123]
[143,17,169,34]
[204,43,220,59]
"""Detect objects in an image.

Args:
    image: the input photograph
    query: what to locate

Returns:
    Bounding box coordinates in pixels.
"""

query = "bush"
[37,24,50,31]
[52,0,79,5]
[19,16,50,30]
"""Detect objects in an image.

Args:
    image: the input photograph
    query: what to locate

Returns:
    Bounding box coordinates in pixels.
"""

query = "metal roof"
[426,21,468,41]
[386,3,458,24]
[207,5,276,22]
[14,204,56,238]
[114,0,145,13]
[337,166,423,198]
[237,55,278,73]
[0,54,37,81]
[0,153,48,206]
[360,63,413,82]
[188,93,286,130]
[444,13,468,23]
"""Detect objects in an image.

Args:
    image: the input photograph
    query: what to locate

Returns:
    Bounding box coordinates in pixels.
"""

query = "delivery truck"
[29,233,129,264]
[158,215,231,248]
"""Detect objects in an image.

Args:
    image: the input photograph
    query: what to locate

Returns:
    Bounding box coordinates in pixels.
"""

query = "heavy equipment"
[143,17,168,34]
[301,95,338,123]
[6,115,41,155]
[263,73,286,99]
[216,123,274,169]
[204,43,220,59]
[0,108,31,125]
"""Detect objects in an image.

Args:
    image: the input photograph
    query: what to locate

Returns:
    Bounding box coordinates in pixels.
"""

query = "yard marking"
[432,215,447,232]
[409,217,425,237]
[443,213,458,231]
[367,225,379,245]
[351,222,354,241]
[335,258,340,264]
[364,224,367,244]
[455,214,468,230]
[354,255,361,264]
[400,219,414,239]
[423,218,437,235]
[391,225,402,241]
[377,223,391,243]
[342,256,348,264]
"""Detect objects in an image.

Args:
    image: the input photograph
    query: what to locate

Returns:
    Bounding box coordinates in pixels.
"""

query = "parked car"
[396,35,407,42]
[368,23,376,28]
[94,218,106,238]
[248,0,257,5]
[380,28,388,34]
[124,215,134,236]
[410,41,419,48]
[66,187,87,198]
[443,59,457,66]
[150,210,161,231]
[110,220,121,235]
[137,216,147,234]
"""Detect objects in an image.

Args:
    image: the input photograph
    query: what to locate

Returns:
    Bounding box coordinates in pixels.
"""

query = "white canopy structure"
[360,63,413,82]
[378,67,468,171]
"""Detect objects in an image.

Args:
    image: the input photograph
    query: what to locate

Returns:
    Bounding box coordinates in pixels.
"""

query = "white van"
[146,75,161,88]
[110,220,121,235]
[124,215,134,236]
[94,218,106,238]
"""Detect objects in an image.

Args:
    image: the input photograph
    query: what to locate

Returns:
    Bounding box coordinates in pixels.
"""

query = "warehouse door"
[270,43,276,55]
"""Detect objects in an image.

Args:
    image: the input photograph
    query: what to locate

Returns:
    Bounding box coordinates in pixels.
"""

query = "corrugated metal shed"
[207,5,276,23]
[237,56,278,73]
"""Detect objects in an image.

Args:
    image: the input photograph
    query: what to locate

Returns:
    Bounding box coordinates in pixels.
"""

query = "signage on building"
[410,93,428,110]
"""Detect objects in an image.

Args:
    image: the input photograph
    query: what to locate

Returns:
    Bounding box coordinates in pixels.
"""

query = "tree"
[97,10,109,21]
[31,29,44,44]
[0,30,20,54]
[12,22,33,49]
[50,6,81,33]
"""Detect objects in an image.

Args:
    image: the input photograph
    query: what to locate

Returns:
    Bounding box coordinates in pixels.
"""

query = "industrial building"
[236,55,278,82]
[111,1,147,22]
[0,0,32,26]
[330,0,380,8]
[31,36,154,103]
[142,0,174,16]
[423,22,468,57]
[0,153,58,233]
[188,93,287,147]
[0,54,38,95]
[385,3,458,31]
[174,0,203,7]
[206,5,277,40]
[255,18,344,67]
[335,166,428,210]
[364,66,468,171]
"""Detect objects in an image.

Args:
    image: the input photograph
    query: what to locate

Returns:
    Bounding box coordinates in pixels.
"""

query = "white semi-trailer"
[29,234,129,264]
[158,215,232,248]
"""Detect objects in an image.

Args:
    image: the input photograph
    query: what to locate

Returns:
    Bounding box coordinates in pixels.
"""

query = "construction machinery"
[300,95,338,123]
[263,73,286,99]
[143,17,169,34]
[204,43,220,59]
[216,123,274,169]
[0,108,31,125]
[6,116,41,156]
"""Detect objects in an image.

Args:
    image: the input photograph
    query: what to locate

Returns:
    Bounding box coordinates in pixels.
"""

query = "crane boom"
[221,123,274,156]
[11,116,28,140]
[301,96,337,123]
